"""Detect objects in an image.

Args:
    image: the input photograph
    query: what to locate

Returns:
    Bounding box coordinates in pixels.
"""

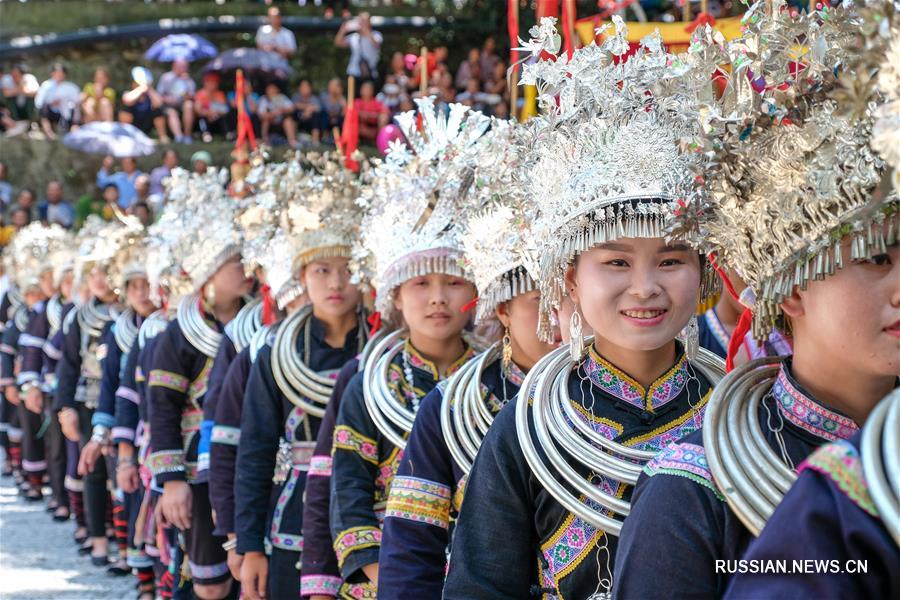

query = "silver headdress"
[74,214,147,293]
[6,223,72,291]
[355,97,490,320]
[518,16,714,337]
[165,167,242,291]
[670,1,899,341]
[458,120,540,323]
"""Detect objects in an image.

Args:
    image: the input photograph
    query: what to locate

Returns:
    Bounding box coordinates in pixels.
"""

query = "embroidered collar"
[404,339,475,380]
[703,307,730,354]
[583,346,689,412]
[771,363,858,443]
[507,361,526,387]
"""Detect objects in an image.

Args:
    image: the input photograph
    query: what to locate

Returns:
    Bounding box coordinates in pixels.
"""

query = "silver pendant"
[272,438,292,484]
[586,593,611,600]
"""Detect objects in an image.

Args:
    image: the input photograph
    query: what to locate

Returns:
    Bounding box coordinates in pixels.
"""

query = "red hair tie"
[725,307,753,372]
[367,311,382,337]
[460,297,479,313]
[260,284,276,326]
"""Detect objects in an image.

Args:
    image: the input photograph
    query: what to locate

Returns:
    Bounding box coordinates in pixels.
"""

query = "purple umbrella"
[63,121,156,157]
[145,34,218,62]
[202,47,293,80]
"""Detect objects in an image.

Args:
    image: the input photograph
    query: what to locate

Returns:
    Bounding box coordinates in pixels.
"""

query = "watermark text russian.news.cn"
[716,560,868,575]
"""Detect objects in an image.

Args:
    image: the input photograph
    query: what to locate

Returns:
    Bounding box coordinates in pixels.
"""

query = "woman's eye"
[660,259,684,267]
[605,259,628,267]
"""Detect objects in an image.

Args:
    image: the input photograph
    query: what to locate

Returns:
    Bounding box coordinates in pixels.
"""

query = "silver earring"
[680,315,699,361]
[569,308,585,363]
[204,283,216,307]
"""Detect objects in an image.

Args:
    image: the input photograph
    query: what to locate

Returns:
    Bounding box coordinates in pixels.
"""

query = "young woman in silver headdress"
[147,169,252,599]
[443,20,724,600]
[377,121,560,598]
[234,154,368,600]
[613,4,899,597]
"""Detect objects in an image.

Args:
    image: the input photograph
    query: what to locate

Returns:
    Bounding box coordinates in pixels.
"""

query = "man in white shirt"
[256,7,296,59]
[34,63,80,139]
[334,12,383,83]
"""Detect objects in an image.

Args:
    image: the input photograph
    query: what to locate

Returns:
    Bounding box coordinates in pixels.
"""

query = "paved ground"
[0,476,136,600]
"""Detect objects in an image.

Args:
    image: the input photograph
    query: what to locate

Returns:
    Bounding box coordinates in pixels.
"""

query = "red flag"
[341,102,359,172]
[508,0,519,68]
[234,70,257,151]
[561,0,575,58]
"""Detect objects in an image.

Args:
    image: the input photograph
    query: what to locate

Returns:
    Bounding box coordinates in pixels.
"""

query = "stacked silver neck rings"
[176,294,222,359]
[441,343,502,474]
[47,294,65,335]
[74,299,117,339]
[225,298,263,353]
[362,330,414,450]
[270,304,365,418]
[113,308,139,355]
[138,309,171,350]
[518,339,725,536]
[862,389,899,546]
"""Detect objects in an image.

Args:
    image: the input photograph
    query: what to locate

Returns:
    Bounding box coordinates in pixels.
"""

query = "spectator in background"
[258,82,298,148]
[191,150,212,175]
[195,73,232,143]
[120,67,169,143]
[1,64,39,123]
[99,183,120,220]
[34,63,80,140]
[133,174,152,208]
[9,206,32,231]
[37,180,75,229]
[292,79,324,144]
[456,77,485,112]
[335,12,382,84]
[80,68,115,123]
[387,52,411,91]
[227,79,260,138]
[376,82,403,115]
[483,60,508,107]
[493,99,510,120]
[0,162,12,210]
[256,6,297,59]
[355,80,388,145]
[455,48,481,91]
[480,37,500,84]
[157,58,196,143]
[10,188,37,222]
[150,148,178,197]
[320,77,346,137]
[131,201,153,227]
[97,155,143,209]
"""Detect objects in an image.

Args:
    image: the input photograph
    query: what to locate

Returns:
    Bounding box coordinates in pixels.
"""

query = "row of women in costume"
[2,2,898,599]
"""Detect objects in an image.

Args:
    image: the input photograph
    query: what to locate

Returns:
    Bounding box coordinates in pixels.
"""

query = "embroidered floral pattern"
[453,474,468,513]
[333,526,382,568]
[189,358,212,401]
[115,385,141,405]
[772,368,858,442]
[334,425,379,465]
[800,440,878,517]
[308,455,333,477]
[583,347,688,411]
[385,476,452,529]
[187,559,230,581]
[210,425,240,446]
[146,450,185,476]
[339,580,377,599]
[565,400,623,442]
[301,575,342,596]
[148,369,189,393]
[643,442,724,500]
[627,391,711,454]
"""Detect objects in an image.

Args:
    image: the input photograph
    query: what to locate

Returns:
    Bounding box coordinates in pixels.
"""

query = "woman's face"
[782,238,900,377]
[394,273,476,344]
[59,270,74,300]
[496,290,557,371]
[88,265,112,299]
[567,237,701,353]
[301,257,361,321]
[39,270,55,299]
[208,255,253,305]
[126,276,156,317]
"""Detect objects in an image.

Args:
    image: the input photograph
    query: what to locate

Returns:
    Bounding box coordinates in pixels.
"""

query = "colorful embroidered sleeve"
[234,345,284,554]
[147,320,193,484]
[724,434,899,600]
[301,358,358,599]
[379,388,455,599]
[330,374,384,579]
[113,341,142,446]
[209,347,252,537]
[613,436,733,599]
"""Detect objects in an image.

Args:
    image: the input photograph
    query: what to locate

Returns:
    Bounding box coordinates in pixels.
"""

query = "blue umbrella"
[203,47,293,80]
[63,121,156,157]
[145,33,218,62]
